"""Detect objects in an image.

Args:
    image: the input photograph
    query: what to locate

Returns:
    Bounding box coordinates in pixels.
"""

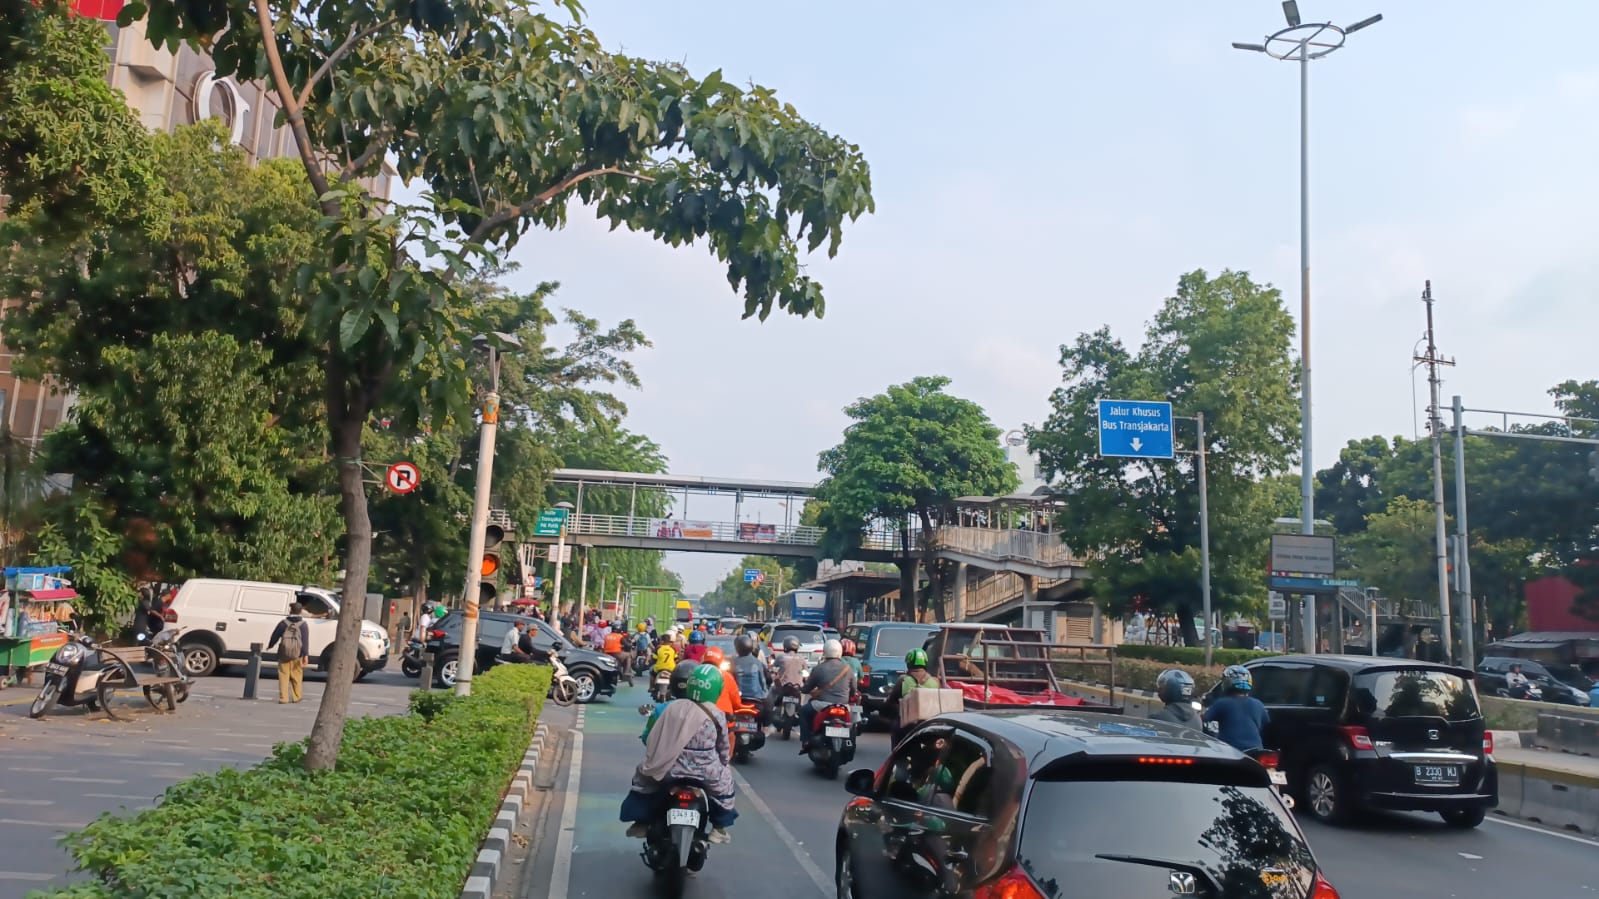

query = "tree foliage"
[815,376,1016,619]
[703,556,802,617]
[1029,270,1299,645]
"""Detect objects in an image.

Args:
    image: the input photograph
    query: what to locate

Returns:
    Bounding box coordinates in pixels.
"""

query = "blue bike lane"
[527,684,863,899]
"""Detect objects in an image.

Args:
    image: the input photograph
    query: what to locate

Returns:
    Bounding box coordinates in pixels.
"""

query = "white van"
[167,579,390,679]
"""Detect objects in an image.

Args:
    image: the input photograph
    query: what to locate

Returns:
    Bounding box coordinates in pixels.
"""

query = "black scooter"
[29,631,128,719]
[401,639,425,678]
[640,780,716,897]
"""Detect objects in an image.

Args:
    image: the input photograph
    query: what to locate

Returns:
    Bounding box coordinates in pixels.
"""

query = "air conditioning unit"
[120,29,174,81]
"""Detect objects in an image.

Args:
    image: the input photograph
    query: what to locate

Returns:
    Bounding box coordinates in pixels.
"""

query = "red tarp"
[25,588,78,601]
[946,680,1086,707]
[70,0,125,20]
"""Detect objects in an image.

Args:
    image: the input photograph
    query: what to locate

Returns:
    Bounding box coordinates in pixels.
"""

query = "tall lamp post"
[455,332,521,696]
[1234,2,1380,652]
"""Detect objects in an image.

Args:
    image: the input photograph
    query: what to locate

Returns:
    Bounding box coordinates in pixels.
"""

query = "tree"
[815,376,1016,621]
[703,556,801,617]
[1314,436,1398,537]
[1029,270,1299,645]
[1346,497,1447,606]
[121,0,872,769]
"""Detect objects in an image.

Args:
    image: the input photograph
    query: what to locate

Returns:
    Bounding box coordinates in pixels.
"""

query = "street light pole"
[1233,3,1381,654]
[455,345,501,697]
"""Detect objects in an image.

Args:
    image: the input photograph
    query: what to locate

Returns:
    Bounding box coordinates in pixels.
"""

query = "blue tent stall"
[1,566,77,682]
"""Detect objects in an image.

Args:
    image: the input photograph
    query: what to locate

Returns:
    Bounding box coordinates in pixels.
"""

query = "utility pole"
[1451,395,1475,667]
[1415,282,1455,663]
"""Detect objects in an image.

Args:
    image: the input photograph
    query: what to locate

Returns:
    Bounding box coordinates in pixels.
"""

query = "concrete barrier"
[1538,713,1599,757]
[1493,754,1599,835]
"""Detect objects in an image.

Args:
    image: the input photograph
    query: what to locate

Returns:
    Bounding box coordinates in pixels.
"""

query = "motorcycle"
[548,655,579,707]
[632,652,653,677]
[640,779,715,896]
[805,702,857,779]
[730,705,765,764]
[1245,748,1294,810]
[135,625,192,704]
[1499,681,1544,702]
[29,630,134,719]
[651,669,674,703]
[400,639,425,678]
[773,683,802,741]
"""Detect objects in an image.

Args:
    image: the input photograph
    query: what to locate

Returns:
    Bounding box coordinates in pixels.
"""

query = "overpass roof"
[551,468,816,496]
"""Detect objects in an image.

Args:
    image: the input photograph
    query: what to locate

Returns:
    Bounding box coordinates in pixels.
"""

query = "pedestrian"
[267,603,310,704]
[396,609,412,645]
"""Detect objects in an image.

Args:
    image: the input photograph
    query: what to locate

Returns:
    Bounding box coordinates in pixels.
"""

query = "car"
[1204,654,1498,828]
[1476,656,1592,706]
[764,621,825,657]
[842,621,938,721]
[424,611,618,702]
[167,578,390,680]
[836,710,1339,899]
[705,635,741,672]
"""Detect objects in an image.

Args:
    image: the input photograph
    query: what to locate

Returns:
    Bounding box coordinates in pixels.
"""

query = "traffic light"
[479,525,505,605]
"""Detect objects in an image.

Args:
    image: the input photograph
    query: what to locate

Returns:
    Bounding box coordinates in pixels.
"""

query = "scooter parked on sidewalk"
[640,779,716,896]
[29,630,134,719]
[730,706,765,764]
[804,702,857,779]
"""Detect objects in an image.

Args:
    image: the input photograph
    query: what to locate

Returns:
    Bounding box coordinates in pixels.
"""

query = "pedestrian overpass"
[524,468,1094,628]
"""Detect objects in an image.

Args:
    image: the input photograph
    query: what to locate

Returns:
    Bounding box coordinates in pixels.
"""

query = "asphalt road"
[530,681,1599,899]
[0,665,416,897]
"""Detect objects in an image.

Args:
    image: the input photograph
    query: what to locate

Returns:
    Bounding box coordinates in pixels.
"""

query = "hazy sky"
[486,1,1599,592]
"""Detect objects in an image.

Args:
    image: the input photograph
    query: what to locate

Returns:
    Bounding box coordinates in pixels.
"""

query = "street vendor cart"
[0,566,77,688]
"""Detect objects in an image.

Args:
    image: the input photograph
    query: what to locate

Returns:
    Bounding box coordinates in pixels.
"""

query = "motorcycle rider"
[1149,668,1202,732]
[1505,663,1532,699]
[800,639,855,748]
[768,636,808,720]
[730,635,770,721]
[631,623,653,677]
[684,628,708,663]
[622,664,738,844]
[701,646,744,716]
[1204,665,1270,752]
[840,638,862,679]
[641,659,703,742]
[885,648,941,746]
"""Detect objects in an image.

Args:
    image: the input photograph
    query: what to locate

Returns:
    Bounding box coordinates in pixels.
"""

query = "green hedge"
[1114,644,1280,667]
[1058,657,1224,694]
[34,665,551,899]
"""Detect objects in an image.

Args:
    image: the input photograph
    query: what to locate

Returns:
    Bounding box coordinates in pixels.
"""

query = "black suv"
[424,611,618,702]
[837,711,1337,898]
[841,621,938,721]
[1476,656,1592,706]
[1205,654,1497,828]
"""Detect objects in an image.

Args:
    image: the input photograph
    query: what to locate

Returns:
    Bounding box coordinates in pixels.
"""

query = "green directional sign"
[532,508,570,536]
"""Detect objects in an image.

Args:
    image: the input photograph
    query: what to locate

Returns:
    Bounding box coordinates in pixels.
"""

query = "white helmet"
[823,638,843,660]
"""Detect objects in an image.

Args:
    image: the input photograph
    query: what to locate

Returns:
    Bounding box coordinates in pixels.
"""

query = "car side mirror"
[845,768,876,797]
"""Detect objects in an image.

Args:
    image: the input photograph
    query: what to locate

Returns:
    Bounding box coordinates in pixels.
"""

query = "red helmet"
[841,638,856,657]
[703,646,726,667]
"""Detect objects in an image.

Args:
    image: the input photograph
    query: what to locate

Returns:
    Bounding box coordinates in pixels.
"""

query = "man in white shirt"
[500,620,532,663]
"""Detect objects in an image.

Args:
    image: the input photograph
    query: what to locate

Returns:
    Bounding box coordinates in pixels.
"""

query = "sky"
[475,1,1599,592]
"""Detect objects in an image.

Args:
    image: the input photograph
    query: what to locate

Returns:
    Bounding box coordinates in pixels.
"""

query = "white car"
[166,578,390,679]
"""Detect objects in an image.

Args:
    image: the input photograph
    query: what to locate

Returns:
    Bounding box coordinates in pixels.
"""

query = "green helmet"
[905,648,929,669]
[685,664,723,703]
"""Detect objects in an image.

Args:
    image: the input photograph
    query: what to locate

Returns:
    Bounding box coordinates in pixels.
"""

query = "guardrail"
[561,513,906,553]
[934,526,1084,568]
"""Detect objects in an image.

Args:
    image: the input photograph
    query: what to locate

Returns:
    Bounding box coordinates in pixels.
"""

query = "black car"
[837,711,1337,899]
[841,621,938,721]
[1205,654,1497,828]
[1476,656,1592,706]
[424,611,619,702]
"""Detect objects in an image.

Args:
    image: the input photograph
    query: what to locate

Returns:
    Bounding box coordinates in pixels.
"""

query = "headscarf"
[637,698,720,783]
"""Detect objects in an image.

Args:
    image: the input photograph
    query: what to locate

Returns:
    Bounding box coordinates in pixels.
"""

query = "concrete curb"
[460,720,552,899]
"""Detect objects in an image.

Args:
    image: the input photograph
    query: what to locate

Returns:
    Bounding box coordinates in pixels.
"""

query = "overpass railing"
[565,514,905,553]
[933,526,1084,568]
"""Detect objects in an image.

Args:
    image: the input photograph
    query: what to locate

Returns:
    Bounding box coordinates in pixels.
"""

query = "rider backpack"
[278,619,305,662]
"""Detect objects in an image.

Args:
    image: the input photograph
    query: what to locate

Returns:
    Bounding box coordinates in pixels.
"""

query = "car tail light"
[1254,750,1281,769]
[1483,731,1494,757]
[972,865,1047,899]
[161,608,178,623]
[428,629,446,641]
[1311,871,1341,898]
[1136,756,1194,766]
[861,663,871,674]
[1340,725,1374,751]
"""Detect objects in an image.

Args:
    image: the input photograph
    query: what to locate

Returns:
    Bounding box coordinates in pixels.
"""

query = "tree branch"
[340,129,393,181]
[464,165,653,247]
[297,17,399,109]
[255,1,335,213]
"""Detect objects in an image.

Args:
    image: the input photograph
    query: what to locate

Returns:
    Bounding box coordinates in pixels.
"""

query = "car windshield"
[707,636,737,654]
[872,627,932,658]
[1352,669,1481,721]
[771,626,821,646]
[1017,770,1315,898]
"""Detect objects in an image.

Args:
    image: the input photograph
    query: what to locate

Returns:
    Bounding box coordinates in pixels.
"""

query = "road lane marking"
[119,760,184,767]
[548,706,584,899]
[0,818,88,829]
[0,799,52,806]
[9,768,72,774]
[1487,816,1599,847]
[83,794,155,801]
[50,777,126,784]
[731,767,832,898]
[0,871,55,882]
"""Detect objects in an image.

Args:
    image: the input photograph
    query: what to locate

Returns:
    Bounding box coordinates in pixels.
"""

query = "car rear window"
[770,625,821,645]
[871,627,933,658]
[1352,669,1481,721]
[1017,768,1314,898]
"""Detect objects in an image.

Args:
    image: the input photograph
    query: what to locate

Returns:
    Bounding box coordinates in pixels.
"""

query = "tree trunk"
[1175,602,1200,648]
[896,548,918,623]
[304,390,373,771]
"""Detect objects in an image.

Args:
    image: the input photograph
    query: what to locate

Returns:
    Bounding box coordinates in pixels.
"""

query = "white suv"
[166,579,390,679]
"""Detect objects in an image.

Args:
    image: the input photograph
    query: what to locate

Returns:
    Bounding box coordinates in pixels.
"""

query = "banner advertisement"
[649,519,716,539]
[738,522,777,543]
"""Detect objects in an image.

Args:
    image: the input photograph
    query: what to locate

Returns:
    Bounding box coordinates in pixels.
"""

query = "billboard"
[1269,534,1335,575]
[649,519,716,539]
[738,522,777,543]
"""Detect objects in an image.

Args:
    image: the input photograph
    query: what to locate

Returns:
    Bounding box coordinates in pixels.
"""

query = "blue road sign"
[743,568,762,583]
[1097,399,1175,459]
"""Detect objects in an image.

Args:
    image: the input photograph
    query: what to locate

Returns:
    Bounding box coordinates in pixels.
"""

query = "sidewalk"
[1493,743,1599,784]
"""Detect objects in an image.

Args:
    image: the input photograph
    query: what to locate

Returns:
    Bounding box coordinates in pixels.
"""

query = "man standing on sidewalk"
[268,603,311,703]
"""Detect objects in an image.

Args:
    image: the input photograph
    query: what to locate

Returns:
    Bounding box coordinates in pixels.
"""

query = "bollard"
[419,650,434,692]
[243,642,263,700]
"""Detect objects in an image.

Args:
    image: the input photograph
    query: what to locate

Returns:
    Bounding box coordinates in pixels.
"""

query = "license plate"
[666,808,700,827]
[1269,769,1287,787]
[825,725,851,738]
[1414,765,1461,785]
[734,721,757,732]
[783,700,797,712]
[45,663,68,675]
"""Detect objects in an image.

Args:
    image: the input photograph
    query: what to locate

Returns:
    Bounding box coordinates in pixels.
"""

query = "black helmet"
[734,634,756,656]
[1155,668,1196,705]
[783,636,801,653]
[670,660,701,697]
